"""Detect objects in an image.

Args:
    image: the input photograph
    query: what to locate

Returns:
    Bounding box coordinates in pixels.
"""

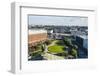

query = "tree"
[63,37,72,46]
[41,44,45,52]
[71,48,77,58]
[45,40,51,45]
[73,45,78,50]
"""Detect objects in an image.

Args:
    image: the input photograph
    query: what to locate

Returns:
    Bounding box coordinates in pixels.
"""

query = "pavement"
[42,53,64,60]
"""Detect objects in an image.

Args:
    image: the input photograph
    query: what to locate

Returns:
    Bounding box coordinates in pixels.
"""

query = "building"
[47,29,54,39]
[76,35,88,49]
[28,29,48,47]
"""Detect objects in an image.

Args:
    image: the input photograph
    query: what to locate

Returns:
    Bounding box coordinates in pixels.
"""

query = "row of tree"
[63,37,78,58]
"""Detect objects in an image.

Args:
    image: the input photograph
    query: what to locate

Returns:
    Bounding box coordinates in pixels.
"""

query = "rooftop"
[29,29,47,35]
[77,35,88,39]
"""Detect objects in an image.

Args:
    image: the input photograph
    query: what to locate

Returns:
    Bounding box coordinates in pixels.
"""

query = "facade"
[76,35,88,49]
[28,29,48,47]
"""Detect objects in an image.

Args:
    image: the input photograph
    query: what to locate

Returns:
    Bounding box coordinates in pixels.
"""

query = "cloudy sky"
[28,15,88,26]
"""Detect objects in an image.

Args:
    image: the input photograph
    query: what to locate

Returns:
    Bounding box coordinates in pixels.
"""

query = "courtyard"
[28,36,79,60]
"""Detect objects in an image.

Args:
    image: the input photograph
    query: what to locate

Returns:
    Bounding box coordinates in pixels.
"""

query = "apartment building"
[28,29,48,47]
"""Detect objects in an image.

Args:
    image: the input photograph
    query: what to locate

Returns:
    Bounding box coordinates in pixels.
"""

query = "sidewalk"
[43,53,64,60]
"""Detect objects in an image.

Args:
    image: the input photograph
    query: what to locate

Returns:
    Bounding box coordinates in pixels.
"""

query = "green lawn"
[48,45,65,53]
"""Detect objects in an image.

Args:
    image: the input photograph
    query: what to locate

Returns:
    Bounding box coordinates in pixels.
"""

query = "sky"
[28,15,88,26]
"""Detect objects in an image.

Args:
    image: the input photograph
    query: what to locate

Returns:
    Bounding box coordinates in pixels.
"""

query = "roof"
[77,35,88,39]
[29,29,47,35]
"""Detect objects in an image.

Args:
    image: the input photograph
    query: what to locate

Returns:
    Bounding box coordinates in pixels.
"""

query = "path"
[47,40,57,47]
[44,40,57,52]
[42,53,64,60]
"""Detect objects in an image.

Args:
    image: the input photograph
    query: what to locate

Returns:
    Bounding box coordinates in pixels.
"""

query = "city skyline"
[28,15,88,26]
